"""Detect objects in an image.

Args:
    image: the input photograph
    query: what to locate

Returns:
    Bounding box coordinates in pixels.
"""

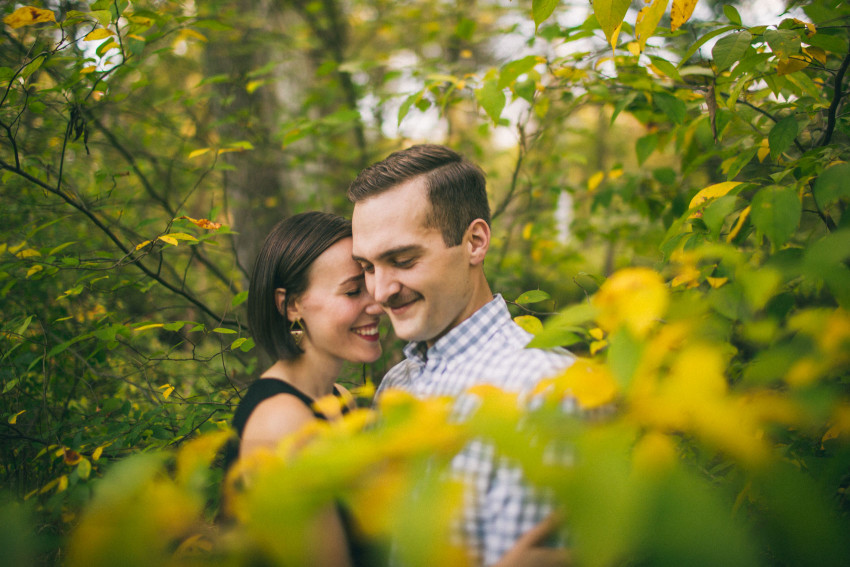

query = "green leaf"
[238,337,255,352]
[232,290,249,307]
[678,25,739,67]
[764,28,801,60]
[212,327,236,334]
[515,290,551,304]
[533,0,560,31]
[475,78,506,124]
[499,56,540,89]
[751,185,801,248]
[768,115,798,160]
[648,56,683,82]
[230,337,247,350]
[653,92,686,124]
[592,0,630,46]
[703,195,739,237]
[636,133,658,165]
[723,5,742,25]
[813,163,850,208]
[398,91,421,125]
[712,30,753,71]
[20,56,44,81]
[514,315,544,335]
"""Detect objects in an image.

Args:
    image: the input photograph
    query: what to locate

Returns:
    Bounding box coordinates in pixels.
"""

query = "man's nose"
[370,268,401,304]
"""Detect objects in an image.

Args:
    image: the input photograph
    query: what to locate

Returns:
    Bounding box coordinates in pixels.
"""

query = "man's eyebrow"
[352,245,423,264]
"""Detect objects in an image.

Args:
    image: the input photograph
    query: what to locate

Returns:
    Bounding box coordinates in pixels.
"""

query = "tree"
[2,0,849,564]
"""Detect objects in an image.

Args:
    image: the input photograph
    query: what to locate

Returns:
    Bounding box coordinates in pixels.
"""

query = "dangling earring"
[290,318,305,347]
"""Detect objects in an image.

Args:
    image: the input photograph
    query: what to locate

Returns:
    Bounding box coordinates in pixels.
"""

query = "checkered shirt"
[376,294,576,565]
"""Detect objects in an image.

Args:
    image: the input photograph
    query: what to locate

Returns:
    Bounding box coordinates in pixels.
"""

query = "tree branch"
[820,44,850,146]
[0,158,237,327]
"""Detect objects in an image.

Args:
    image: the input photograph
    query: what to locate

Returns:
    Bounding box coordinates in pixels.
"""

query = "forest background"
[2,0,850,565]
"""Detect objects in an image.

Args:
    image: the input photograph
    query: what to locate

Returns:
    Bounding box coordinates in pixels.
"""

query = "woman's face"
[292,237,383,364]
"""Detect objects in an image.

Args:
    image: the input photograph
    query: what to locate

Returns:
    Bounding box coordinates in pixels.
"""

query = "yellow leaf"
[593,267,668,337]
[92,446,104,461]
[57,475,68,493]
[84,28,113,41]
[77,458,92,480]
[16,248,41,259]
[39,478,58,495]
[3,6,56,29]
[158,384,175,399]
[626,41,641,56]
[588,170,605,192]
[80,65,97,74]
[63,448,82,465]
[158,235,179,246]
[804,46,827,65]
[9,410,26,424]
[179,28,207,42]
[165,232,198,241]
[188,148,211,159]
[26,264,43,278]
[549,358,618,408]
[706,276,728,288]
[589,339,609,355]
[688,181,742,213]
[589,327,605,340]
[99,41,120,52]
[635,0,669,52]
[670,0,698,31]
[777,57,809,76]
[514,315,543,335]
[522,222,534,240]
[671,264,700,287]
[726,205,751,242]
[632,431,677,474]
[134,240,152,251]
[176,215,222,229]
[757,138,770,163]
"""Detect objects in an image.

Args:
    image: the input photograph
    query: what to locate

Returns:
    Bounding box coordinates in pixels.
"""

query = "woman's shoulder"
[239,391,319,459]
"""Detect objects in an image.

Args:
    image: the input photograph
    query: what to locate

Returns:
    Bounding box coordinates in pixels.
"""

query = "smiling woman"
[223,211,383,567]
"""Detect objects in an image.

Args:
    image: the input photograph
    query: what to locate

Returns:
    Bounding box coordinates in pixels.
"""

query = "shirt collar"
[401,294,509,363]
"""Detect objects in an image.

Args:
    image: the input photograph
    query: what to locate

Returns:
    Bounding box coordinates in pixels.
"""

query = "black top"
[231,378,348,436]
[222,379,381,566]
[223,378,348,470]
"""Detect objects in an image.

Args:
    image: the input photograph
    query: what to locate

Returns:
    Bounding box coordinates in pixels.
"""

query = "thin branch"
[820,44,850,146]
[0,158,237,326]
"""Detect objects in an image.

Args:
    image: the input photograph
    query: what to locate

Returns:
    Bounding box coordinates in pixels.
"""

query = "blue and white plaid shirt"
[376,294,576,565]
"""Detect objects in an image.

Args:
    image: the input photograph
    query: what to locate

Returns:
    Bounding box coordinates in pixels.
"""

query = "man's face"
[351,179,475,345]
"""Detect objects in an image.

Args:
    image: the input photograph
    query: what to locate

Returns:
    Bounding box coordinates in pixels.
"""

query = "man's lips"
[385,293,421,313]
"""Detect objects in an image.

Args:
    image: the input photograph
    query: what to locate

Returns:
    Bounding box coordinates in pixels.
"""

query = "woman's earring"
[290,318,305,347]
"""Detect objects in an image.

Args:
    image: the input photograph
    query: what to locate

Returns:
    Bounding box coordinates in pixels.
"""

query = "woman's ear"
[274,288,288,318]
[466,218,490,266]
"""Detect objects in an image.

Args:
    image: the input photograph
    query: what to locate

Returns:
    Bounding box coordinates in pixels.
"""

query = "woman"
[226,211,382,566]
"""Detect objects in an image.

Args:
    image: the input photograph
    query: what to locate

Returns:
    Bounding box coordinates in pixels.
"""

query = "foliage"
[2,0,850,565]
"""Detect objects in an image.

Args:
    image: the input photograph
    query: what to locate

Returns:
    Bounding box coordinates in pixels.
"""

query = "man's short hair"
[347,144,490,246]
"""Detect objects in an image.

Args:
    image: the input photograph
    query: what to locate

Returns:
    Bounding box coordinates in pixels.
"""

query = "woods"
[2,0,850,565]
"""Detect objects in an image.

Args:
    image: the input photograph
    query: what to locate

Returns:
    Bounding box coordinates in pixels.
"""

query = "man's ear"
[466,219,490,266]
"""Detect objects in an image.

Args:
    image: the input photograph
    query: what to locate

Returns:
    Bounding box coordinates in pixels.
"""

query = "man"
[349,144,575,565]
